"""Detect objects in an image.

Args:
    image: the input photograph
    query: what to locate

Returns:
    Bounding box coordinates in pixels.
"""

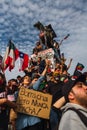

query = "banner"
[31,48,55,71]
[16,87,52,119]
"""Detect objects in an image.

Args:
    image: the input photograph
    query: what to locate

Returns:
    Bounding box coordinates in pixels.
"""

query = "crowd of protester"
[0,22,87,130]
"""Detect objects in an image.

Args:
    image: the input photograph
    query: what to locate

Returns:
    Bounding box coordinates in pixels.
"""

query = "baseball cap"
[62,74,87,102]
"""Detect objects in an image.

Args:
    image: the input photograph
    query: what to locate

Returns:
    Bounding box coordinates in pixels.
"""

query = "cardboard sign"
[31,48,55,71]
[38,48,54,60]
[16,87,52,119]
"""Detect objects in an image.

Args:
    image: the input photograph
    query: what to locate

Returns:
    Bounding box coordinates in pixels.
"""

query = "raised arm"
[41,58,50,76]
[32,59,50,90]
[53,96,66,109]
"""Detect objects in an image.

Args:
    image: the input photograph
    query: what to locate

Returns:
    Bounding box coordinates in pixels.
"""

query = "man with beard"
[58,73,87,130]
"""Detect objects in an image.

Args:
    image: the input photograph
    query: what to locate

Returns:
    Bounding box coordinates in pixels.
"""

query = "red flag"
[2,40,19,71]
[19,52,29,71]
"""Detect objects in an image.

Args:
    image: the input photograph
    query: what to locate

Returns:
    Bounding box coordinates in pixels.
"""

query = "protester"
[47,73,64,105]
[33,41,43,53]
[53,40,61,62]
[7,79,18,130]
[58,73,87,130]
[15,59,49,130]
[16,75,22,86]
[50,97,66,130]
[46,72,64,130]
[0,73,17,130]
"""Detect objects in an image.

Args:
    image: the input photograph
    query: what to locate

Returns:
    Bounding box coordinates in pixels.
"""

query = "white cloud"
[0,0,5,4]
[0,17,5,23]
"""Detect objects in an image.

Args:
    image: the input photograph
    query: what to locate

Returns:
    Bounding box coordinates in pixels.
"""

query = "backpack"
[53,107,87,130]
[66,108,87,127]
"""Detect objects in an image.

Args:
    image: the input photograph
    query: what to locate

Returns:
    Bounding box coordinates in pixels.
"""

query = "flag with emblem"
[19,52,29,71]
[73,62,85,79]
[75,62,84,71]
[2,40,19,71]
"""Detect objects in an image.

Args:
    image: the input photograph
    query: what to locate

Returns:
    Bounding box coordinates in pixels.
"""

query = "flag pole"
[59,34,70,46]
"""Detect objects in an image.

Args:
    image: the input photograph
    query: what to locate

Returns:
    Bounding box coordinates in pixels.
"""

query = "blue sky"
[0,0,87,80]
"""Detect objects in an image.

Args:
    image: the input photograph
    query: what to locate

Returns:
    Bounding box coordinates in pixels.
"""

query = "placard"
[16,87,52,119]
[30,48,55,71]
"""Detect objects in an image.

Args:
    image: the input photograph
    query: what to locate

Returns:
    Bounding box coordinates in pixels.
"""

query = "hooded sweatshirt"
[58,103,87,130]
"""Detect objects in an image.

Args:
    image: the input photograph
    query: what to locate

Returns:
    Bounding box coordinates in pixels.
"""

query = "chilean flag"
[2,40,19,71]
[19,52,29,71]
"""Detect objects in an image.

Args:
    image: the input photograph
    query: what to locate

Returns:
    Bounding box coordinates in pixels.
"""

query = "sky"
[0,0,87,81]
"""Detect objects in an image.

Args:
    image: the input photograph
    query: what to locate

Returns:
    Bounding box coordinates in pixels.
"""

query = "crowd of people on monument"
[0,21,87,130]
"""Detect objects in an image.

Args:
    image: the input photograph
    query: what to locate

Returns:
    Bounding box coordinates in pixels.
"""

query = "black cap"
[62,74,87,102]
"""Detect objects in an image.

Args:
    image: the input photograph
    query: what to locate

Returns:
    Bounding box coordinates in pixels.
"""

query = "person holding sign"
[15,59,50,130]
